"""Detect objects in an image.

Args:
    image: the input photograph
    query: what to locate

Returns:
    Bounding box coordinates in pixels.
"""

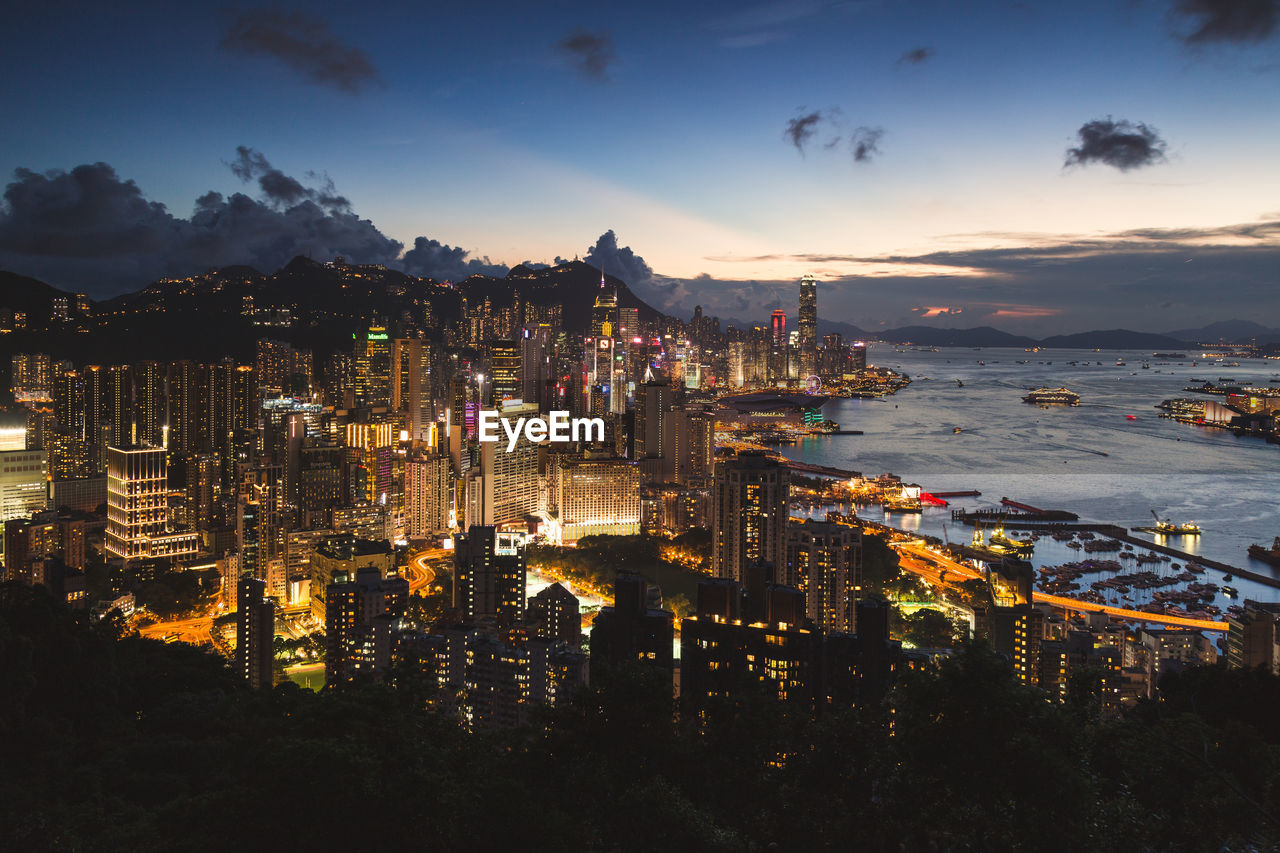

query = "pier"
[782,459,861,479]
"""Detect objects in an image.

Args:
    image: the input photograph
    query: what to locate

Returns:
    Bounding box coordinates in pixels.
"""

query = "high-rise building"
[590,571,674,671]
[235,574,275,690]
[634,378,672,460]
[354,325,392,408]
[133,361,165,447]
[10,353,52,402]
[453,525,526,625]
[770,310,787,349]
[309,534,394,625]
[785,519,861,633]
[712,452,790,598]
[0,449,48,525]
[486,340,522,406]
[798,274,817,376]
[405,452,451,538]
[553,456,641,543]
[526,581,581,646]
[1226,603,1280,673]
[104,446,198,563]
[324,566,409,686]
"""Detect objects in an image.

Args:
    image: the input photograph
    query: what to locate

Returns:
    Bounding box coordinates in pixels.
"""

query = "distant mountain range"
[808,320,1280,348]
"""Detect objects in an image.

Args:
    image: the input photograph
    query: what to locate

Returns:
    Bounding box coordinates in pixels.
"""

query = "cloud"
[0,153,420,294]
[1064,118,1168,171]
[784,111,824,152]
[557,31,616,81]
[1171,0,1278,45]
[400,237,507,282]
[896,46,934,65]
[585,230,654,292]
[850,127,884,162]
[221,8,380,93]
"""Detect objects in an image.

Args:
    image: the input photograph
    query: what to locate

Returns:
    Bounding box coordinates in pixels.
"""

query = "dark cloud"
[1171,0,1278,44]
[850,127,884,162]
[1064,118,1168,171]
[400,237,508,282]
[221,8,379,93]
[585,230,654,293]
[557,31,616,81]
[0,154,411,294]
[896,46,934,65]
[784,111,824,152]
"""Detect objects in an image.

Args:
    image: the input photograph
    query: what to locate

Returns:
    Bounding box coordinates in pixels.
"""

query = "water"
[780,344,1280,606]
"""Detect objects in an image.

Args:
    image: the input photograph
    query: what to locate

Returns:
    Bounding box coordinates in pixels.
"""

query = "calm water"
[782,344,1280,605]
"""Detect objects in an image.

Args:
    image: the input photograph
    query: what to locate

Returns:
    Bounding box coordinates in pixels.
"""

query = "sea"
[780,344,1280,608]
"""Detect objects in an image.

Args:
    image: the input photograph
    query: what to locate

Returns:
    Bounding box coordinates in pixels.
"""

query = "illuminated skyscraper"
[133,361,165,447]
[235,574,274,690]
[785,519,861,633]
[770,310,786,348]
[354,325,392,407]
[104,445,198,563]
[486,340,522,406]
[798,275,817,376]
[712,452,790,594]
[453,525,526,625]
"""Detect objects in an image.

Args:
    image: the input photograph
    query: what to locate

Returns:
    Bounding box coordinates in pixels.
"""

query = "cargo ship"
[1248,537,1280,566]
[1022,387,1080,406]
[989,521,1034,556]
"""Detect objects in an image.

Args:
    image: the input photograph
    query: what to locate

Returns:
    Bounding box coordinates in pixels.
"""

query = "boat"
[1125,414,1137,420]
[1150,511,1201,536]
[990,521,1034,555]
[953,426,962,434]
[1248,537,1280,566]
[1116,359,1126,366]
[1222,586,1239,597]
[1022,387,1080,406]
[955,379,964,387]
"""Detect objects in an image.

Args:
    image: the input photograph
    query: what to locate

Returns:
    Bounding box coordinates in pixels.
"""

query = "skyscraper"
[770,310,787,348]
[798,274,817,376]
[235,574,275,690]
[453,525,526,625]
[712,452,790,605]
[785,519,862,633]
[104,445,198,563]
[324,566,409,686]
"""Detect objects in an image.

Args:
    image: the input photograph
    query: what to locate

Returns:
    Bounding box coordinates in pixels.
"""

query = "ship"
[1151,510,1201,536]
[1022,387,1080,406]
[989,521,1034,556]
[1248,537,1280,566]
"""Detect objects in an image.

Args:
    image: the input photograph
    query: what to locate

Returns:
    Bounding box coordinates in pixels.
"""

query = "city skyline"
[1,1,1279,334]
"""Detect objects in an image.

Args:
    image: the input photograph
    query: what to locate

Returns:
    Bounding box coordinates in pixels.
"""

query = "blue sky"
[1,0,1278,333]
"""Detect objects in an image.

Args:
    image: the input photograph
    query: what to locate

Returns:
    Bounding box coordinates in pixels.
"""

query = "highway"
[889,539,1229,632]
[406,547,445,593]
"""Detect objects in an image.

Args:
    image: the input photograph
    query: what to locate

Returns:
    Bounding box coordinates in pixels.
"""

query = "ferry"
[1022,387,1080,406]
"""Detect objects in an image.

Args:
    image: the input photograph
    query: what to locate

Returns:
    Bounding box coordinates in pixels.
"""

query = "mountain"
[874,326,1039,347]
[1037,329,1190,349]
[0,258,666,366]
[1164,320,1280,345]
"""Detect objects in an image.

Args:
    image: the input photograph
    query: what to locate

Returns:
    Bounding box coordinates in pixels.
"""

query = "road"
[406,548,445,593]
[138,614,214,646]
[889,538,1229,632]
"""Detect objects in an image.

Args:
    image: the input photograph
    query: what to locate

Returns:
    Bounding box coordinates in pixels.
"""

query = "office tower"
[354,325,392,407]
[634,378,671,459]
[770,310,786,348]
[785,519,862,633]
[591,282,619,339]
[553,457,641,542]
[345,421,395,504]
[520,325,554,412]
[133,361,165,447]
[850,341,867,373]
[405,451,451,538]
[476,403,540,526]
[798,274,817,375]
[235,574,275,690]
[452,525,526,625]
[309,534,395,625]
[712,452,790,601]
[485,340,522,407]
[392,337,431,439]
[0,449,48,524]
[104,446,198,563]
[324,566,410,686]
[590,571,675,671]
[298,440,346,529]
[526,582,582,646]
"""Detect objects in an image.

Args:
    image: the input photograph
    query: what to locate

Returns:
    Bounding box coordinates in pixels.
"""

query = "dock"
[783,459,861,479]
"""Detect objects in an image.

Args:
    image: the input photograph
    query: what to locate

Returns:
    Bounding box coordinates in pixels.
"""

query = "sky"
[0,0,1278,335]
